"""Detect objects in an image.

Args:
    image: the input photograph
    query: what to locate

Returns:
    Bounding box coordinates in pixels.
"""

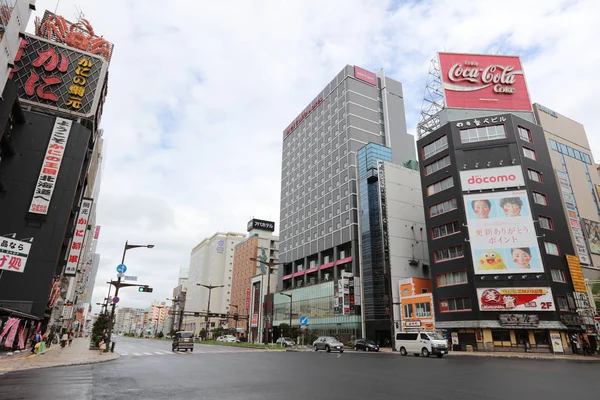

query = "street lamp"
[230,304,240,335]
[167,297,184,333]
[280,292,293,335]
[250,252,285,343]
[196,283,224,340]
[106,240,154,350]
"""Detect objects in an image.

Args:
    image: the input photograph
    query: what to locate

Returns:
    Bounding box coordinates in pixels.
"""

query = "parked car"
[395,332,448,358]
[172,331,194,352]
[313,336,344,353]
[223,335,240,343]
[276,337,295,347]
[215,336,225,342]
[353,338,379,352]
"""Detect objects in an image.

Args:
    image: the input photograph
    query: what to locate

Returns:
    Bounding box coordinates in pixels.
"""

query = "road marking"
[143,352,153,356]
[132,353,142,356]
[154,352,165,355]
[120,353,128,356]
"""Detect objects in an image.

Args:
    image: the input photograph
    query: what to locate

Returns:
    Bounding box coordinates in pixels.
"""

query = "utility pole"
[196,283,224,340]
[280,292,292,336]
[250,250,285,344]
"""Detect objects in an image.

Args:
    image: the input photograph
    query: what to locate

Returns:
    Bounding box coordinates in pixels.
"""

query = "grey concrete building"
[276,65,414,338]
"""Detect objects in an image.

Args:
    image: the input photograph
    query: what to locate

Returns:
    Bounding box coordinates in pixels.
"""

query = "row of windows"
[429,198,457,217]
[459,124,506,144]
[423,136,448,159]
[424,155,451,176]
[435,266,568,289]
[426,176,454,196]
[432,220,460,239]
[403,302,432,318]
[434,245,464,262]
[549,139,593,164]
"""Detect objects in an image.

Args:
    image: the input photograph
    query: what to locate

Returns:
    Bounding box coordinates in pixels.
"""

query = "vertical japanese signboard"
[29,117,73,215]
[245,287,251,311]
[464,189,544,274]
[565,255,587,293]
[10,34,108,119]
[556,170,590,264]
[334,272,355,315]
[64,198,93,276]
[0,237,32,274]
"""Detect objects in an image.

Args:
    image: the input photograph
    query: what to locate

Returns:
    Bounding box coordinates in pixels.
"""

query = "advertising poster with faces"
[464,190,544,274]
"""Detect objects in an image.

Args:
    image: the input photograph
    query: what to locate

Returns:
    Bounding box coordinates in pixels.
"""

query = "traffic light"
[233,313,239,321]
[138,286,153,293]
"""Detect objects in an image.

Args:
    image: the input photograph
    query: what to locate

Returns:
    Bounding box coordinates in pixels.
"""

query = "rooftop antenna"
[74,5,84,22]
[54,1,60,14]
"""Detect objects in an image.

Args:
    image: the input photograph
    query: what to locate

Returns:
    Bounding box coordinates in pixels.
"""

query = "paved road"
[0,337,597,400]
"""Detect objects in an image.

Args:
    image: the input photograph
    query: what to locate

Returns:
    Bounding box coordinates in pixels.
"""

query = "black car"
[353,339,379,352]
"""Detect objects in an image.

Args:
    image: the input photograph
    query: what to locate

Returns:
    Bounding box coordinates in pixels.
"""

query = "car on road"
[215,336,225,342]
[276,337,295,347]
[395,332,448,358]
[353,338,379,352]
[172,331,195,352]
[313,336,344,353]
[223,335,240,343]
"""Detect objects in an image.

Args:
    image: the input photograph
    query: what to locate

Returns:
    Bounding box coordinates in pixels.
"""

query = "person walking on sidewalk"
[31,332,41,354]
[68,331,73,347]
[46,332,54,349]
[60,332,68,348]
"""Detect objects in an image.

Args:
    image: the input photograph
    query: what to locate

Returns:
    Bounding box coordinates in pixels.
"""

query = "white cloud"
[31,0,600,313]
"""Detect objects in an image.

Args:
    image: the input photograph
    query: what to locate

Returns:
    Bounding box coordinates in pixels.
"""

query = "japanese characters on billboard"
[438,53,532,112]
[10,34,108,119]
[556,170,590,264]
[477,287,556,311]
[459,165,525,192]
[565,255,587,293]
[354,66,377,86]
[334,272,356,315]
[29,117,73,215]
[581,218,600,255]
[0,237,32,274]
[464,190,544,275]
[64,198,93,276]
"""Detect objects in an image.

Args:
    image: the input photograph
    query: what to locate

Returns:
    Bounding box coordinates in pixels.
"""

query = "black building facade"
[0,105,93,322]
[417,113,581,353]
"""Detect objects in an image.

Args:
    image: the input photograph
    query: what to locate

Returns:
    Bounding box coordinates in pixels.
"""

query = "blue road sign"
[112,296,120,304]
[299,316,308,326]
[116,264,127,274]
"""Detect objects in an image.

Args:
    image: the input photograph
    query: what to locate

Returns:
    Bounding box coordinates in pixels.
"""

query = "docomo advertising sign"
[477,288,556,311]
[354,66,377,86]
[64,198,93,276]
[0,237,32,274]
[29,117,73,214]
[465,188,544,275]
[460,166,525,192]
[438,53,532,112]
[285,97,323,136]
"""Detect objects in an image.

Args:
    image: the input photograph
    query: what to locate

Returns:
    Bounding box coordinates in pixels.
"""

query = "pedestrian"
[99,339,106,355]
[570,334,579,355]
[38,334,46,355]
[583,339,592,356]
[46,332,54,349]
[30,332,41,354]
[68,331,73,347]
[61,331,68,348]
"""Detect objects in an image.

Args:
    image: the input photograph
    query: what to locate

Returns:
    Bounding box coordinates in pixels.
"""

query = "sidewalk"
[0,338,119,374]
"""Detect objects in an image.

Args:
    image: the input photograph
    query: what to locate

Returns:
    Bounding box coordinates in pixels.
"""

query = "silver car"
[313,336,344,353]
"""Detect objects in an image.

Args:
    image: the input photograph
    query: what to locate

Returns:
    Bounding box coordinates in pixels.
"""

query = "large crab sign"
[35,14,112,60]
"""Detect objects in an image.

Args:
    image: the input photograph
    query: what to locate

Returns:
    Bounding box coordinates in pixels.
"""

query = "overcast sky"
[32,0,600,313]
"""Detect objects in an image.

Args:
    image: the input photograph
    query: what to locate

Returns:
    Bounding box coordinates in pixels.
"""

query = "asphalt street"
[0,337,597,400]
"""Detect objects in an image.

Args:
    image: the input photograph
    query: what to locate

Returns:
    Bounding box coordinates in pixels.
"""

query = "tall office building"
[276,65,415,338]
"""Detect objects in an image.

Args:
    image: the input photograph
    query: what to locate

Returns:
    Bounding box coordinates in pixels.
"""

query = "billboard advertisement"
[64,198,93,276]
[29,117,73,215]
[10,34,108,119]
[334,272,356,315]
[477,287,556,311]
[464,189,543,274]
[565,255,587,293]
[247,219,275,232]
[354,66,377,86]
[438,53,532,112]
[0,237,32,274]
[581,218,600,255]
[556,170,590,264]
[459,166,525,192]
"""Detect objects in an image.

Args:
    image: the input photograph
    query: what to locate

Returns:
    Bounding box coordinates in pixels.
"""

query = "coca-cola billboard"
[439,53,532,112]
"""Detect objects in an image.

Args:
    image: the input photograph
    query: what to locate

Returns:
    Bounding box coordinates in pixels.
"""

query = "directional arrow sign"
[116,264,127,274]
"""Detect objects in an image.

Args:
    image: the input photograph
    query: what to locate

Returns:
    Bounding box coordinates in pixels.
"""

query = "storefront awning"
[0,305,42,321]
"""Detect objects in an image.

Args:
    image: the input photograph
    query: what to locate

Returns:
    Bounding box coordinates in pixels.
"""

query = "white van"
[395,332,448,358]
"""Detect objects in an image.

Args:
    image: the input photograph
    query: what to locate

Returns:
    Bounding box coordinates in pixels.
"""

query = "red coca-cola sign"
[439,53,532,112]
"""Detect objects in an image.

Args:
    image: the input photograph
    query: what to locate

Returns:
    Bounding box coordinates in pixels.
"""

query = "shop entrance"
[457,332,477,351]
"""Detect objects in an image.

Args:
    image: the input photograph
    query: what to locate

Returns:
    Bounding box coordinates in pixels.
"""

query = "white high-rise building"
[184,232,246,336]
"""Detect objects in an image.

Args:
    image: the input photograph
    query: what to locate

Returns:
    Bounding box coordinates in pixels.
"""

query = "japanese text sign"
[247,218,275,232]
[29,117,73,215]
[0,237,32,274]
[245,287,251,311]
[354,66,377,86]
[438,53,532,112]
[478,287,555,311]
[565,254,587,293]
[10,34,108,118]
[64,198,93,276]
[460,166,525,191]
[464,188,544,275]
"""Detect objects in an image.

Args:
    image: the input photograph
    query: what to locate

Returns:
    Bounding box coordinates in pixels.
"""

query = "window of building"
[422,136,448,160]
[440,297,471,312]
[432,221,460,239]
[426,176,454,196]
[421,288,428,293]
[415,302,431,317]
[544,241,560,256]
[340,250,346,259]
[429,198,457,217]
[518,127,532,143]
[523,147,537,161]
[533,191,548,206]
[437,270,468,287]
[403,304,413,318]
[434,245,464,262]
[557,296,569,311]
[551,268,567,283]
[527,169,543,183]
[492,330,511,342]
[539,216,554,230]
[534,331,550,345]
[460,125,506,143]
[424,155,451,176]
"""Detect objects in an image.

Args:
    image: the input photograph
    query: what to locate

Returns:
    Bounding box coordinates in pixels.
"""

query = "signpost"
[300,316,308,326]
[123,275,138,281]
[112,296,120,304]
[116,264,127,274]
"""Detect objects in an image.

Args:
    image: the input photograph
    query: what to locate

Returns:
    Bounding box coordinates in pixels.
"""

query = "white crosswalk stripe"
[120,349,268,358]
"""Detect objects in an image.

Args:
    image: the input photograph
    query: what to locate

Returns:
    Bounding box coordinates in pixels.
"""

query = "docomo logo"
[285,97,323,136]
[467,173,517,185]
[447,61,524,94]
